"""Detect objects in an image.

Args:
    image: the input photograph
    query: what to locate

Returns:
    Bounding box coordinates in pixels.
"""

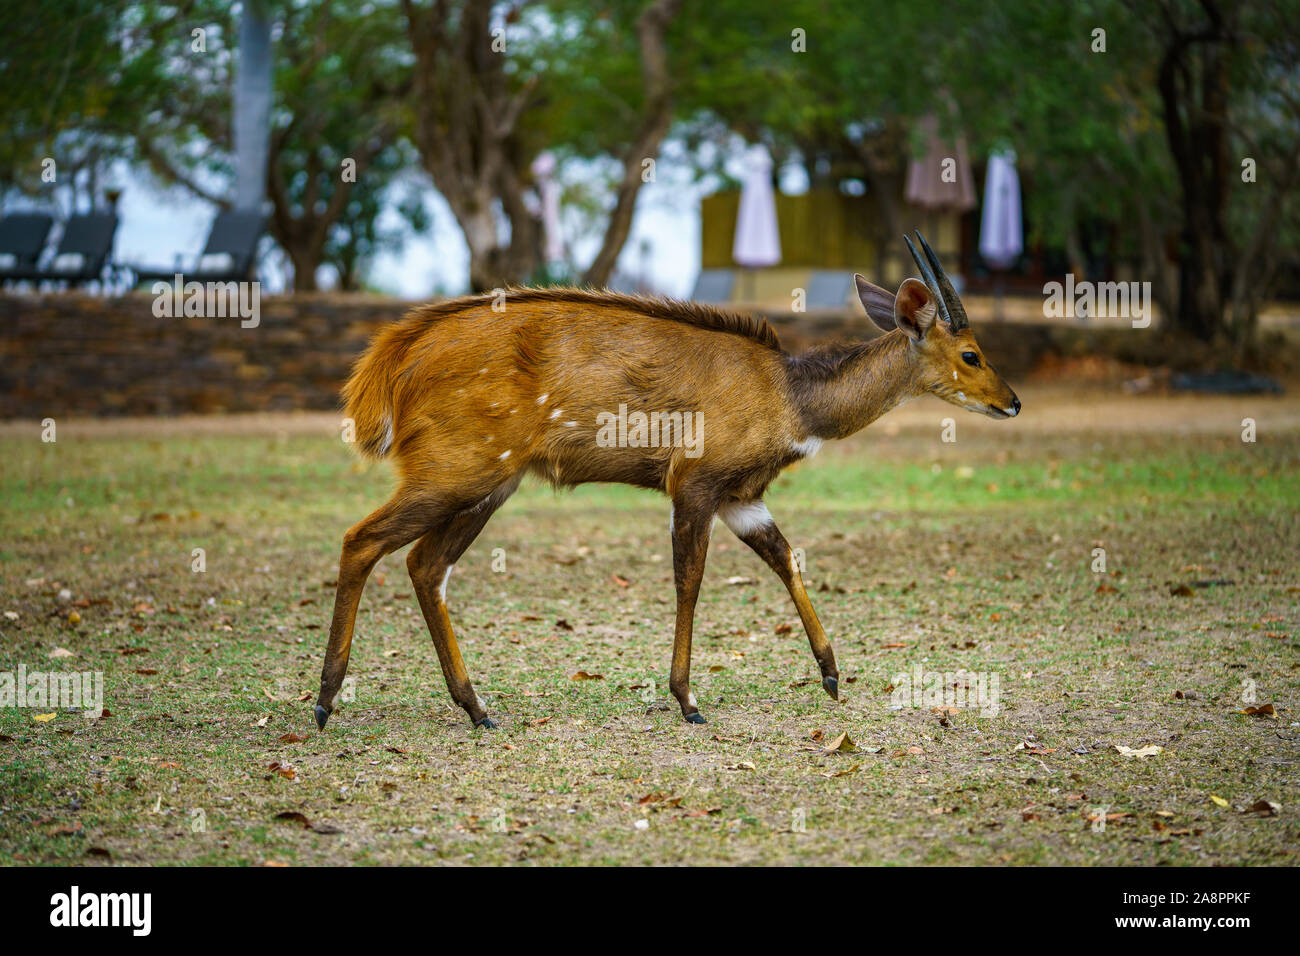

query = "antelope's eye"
[961,351,981,368]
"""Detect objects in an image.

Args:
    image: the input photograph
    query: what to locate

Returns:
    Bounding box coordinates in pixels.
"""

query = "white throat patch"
[790,437,823,459]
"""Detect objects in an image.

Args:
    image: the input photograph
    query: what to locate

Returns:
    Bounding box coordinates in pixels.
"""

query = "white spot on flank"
[953,370,958,380]
[438,564,454,601]
[549,409,561,419]
[958,391,967,402]
[563,421,577,427]
[479,368,487,374]
[717,500,773,537]
[509,408,517,414]
[791,436,823,459]
[499,450,512,460]
[536,393,549,404]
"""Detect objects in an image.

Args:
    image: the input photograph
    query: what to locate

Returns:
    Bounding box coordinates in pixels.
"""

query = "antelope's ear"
[893,277,937,342]
[854,274,897,332]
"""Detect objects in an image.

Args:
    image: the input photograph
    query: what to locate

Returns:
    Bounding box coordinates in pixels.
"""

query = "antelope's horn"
[915,231,969,331]
[903,233,953,329]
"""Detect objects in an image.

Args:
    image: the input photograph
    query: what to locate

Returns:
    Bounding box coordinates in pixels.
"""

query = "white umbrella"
[732,145,781,268]
[531,151,564,264]
[979,150,1022,269]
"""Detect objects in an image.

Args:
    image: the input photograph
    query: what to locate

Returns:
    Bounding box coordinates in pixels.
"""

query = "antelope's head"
[855,232,1021,420]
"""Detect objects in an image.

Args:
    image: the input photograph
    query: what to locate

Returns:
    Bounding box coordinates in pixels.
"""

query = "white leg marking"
[438,564,454,602]
[718,500,773,537]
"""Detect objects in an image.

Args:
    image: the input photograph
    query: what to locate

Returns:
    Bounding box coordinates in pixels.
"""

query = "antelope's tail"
[341,323,413,460]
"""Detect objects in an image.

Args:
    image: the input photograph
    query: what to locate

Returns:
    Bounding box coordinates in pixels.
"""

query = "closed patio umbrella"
[732,145,780,302]
[904,115,975,292]
[979,150,1023,269]
[904,115,977,213]
[531,151,564,265]
[979,150,1023,320]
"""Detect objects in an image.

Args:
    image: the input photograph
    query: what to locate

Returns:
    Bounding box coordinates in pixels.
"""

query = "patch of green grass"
[0,419,1297,865]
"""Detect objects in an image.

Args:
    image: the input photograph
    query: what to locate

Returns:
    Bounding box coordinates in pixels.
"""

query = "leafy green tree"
[131,0,420,290]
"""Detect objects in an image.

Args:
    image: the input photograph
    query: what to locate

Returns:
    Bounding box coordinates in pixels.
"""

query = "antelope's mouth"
[986,406,1012,420]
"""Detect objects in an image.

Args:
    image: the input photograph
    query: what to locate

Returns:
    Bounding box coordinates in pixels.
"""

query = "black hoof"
[822,676,839,700]
[684,712,707,724]
[314,704,330,730]
[474,716,499,730]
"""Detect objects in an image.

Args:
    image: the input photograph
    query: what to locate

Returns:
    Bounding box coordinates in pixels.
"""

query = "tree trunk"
[581,0,682,288]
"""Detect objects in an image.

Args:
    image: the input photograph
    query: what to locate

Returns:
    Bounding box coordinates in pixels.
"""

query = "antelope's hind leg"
[316,491,443,729]
[720,501,840,700]
[407,479,518,729]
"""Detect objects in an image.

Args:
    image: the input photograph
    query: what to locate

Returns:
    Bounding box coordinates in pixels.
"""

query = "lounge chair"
[805,270,855,310]
[133,211,265,284]
[690,269,735,304]
[0,213,55,286]
[29,213,119,287]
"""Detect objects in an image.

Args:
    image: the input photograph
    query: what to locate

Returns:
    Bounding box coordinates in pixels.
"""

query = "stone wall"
[0,292,410,418]
[1,292,1283,419]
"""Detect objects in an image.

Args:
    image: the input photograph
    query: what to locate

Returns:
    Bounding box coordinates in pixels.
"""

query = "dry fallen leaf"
[1242,800,1280,816]
[1210,795,1230,808]
[49,647,75,658]
[1115,744,1163,757]
[822,763,860,778]
[1169,584,1195,597]
[274,811,312,828]
[725,761,756,771]
[823,731,858,753]
[1239,703,1277,719]
[32,713,56,722]
[278,732,309,743]
[570,671,604,681]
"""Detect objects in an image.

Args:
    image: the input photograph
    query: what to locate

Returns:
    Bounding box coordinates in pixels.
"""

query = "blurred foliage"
[1,0,1297,324]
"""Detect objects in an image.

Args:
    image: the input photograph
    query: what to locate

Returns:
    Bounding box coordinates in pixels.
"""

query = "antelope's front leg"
[669,496,715,723]
[720,501,840,700]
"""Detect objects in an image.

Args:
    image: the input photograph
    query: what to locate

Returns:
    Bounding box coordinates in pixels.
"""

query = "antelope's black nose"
[1012,396,1021,414]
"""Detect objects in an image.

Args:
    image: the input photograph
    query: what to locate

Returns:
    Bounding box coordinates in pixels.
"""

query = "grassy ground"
[1,384,1297,866]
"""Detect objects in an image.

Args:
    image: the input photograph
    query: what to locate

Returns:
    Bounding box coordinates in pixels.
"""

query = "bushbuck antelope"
[315,232,1020,730]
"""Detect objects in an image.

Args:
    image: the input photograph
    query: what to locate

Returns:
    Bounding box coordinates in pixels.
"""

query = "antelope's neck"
[785,331,925,440]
